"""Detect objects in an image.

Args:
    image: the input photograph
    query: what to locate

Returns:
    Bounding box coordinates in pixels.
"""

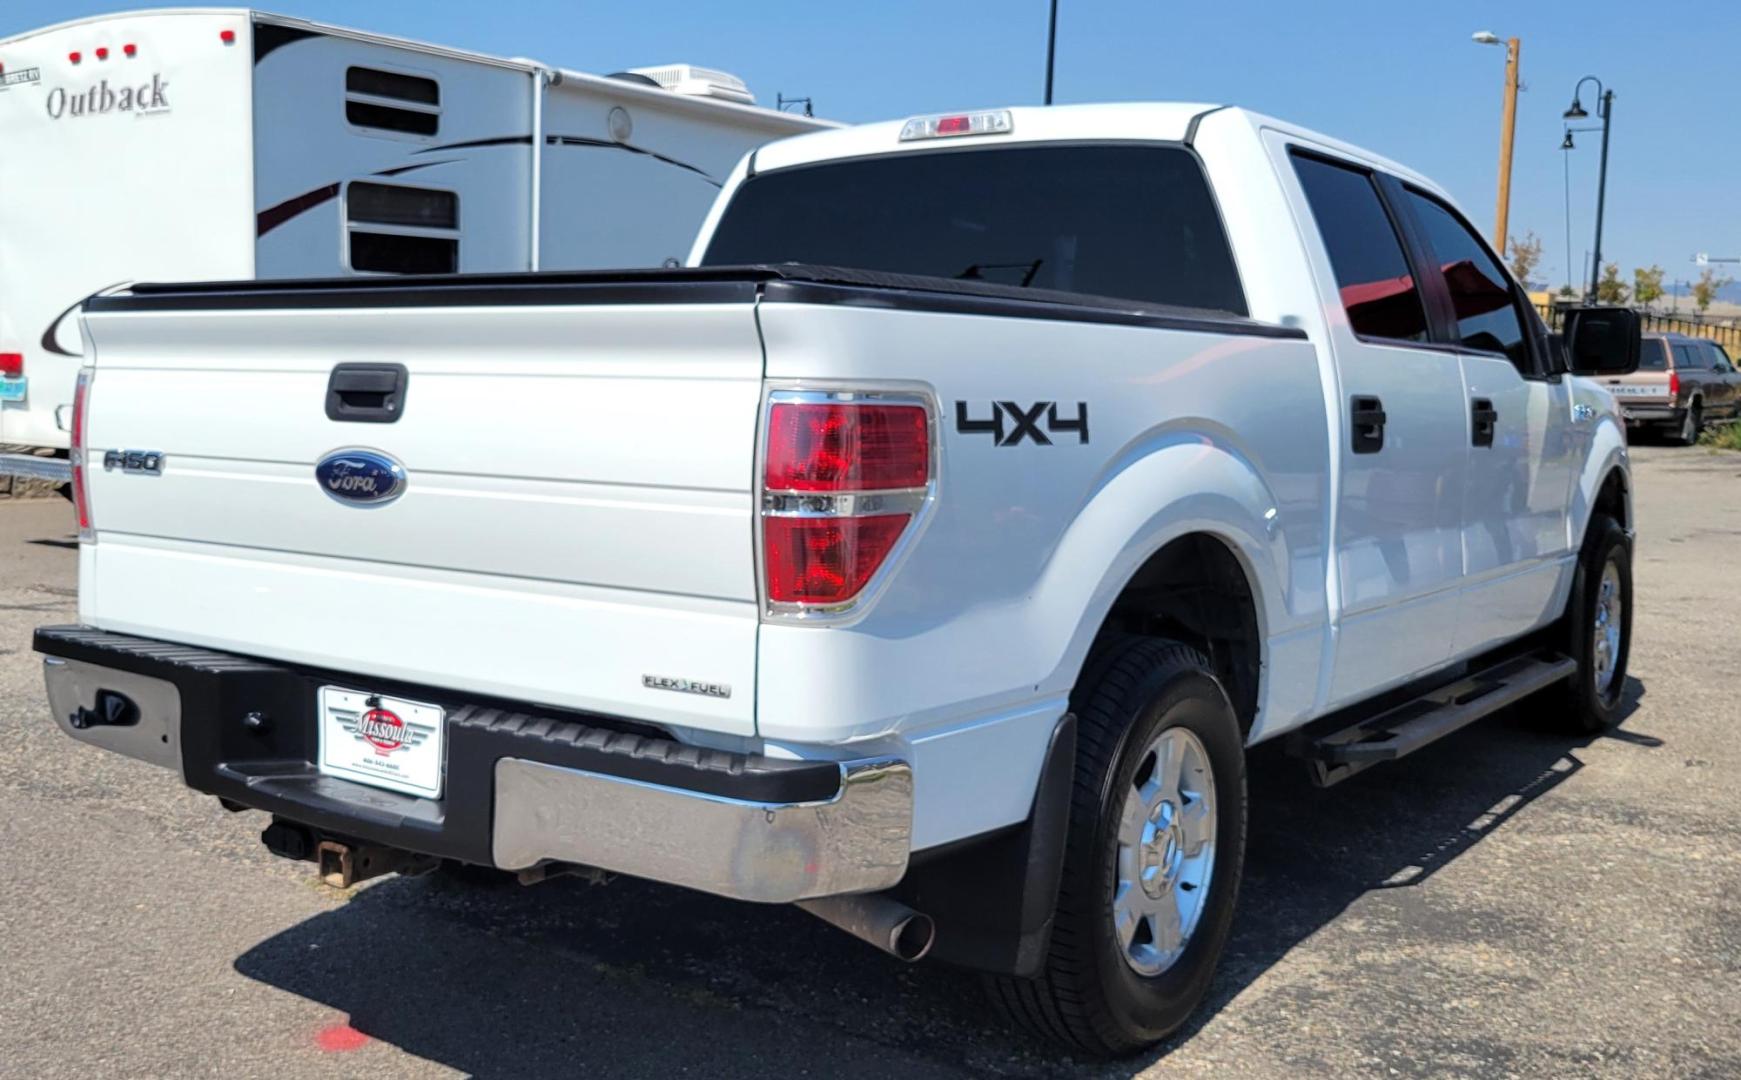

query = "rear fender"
[1032,435,1295,720]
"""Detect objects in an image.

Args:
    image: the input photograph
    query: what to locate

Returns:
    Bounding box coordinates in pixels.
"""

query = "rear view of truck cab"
[37,101,1640,1058]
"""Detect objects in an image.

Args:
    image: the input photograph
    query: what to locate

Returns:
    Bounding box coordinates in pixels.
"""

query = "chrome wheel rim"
[1592,557,1623,696]
[1113,726,1217,977]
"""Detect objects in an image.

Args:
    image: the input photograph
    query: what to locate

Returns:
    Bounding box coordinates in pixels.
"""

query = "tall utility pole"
[1473,32,1520,256]
[1494,37,1520,255]
[1044,0,1059,105]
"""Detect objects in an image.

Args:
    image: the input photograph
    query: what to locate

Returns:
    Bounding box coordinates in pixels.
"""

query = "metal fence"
[1533,302,1741,354]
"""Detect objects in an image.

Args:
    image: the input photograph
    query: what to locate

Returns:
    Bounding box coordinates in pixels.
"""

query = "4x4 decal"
[955,401,1089,446]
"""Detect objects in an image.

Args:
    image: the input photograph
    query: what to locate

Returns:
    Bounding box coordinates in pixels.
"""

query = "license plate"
[0,377,26,402]
[317,687,445,798]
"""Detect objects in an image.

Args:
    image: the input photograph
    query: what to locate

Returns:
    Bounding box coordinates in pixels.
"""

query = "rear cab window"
[1638,339,1669,370]
[701,144,1248,315]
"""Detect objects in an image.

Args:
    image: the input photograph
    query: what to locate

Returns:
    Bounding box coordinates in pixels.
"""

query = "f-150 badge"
[103,449,164,474]
[955,401,1089,446]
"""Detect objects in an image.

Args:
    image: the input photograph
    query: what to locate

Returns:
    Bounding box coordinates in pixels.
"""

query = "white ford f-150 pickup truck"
[39,103,1642,1055]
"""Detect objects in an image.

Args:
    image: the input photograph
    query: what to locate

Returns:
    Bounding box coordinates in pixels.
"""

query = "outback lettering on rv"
[45,75,170,120]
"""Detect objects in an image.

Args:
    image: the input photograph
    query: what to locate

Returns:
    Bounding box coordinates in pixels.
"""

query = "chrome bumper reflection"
[43,656,184,774]
[492,756,913,903]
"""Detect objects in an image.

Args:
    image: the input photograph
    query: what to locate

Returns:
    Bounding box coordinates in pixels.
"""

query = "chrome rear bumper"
[493,757,912,902]
[39,631,912,904]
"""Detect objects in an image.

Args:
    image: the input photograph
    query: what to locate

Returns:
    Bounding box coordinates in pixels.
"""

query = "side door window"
[1401,190,1534,375]
[1401,187,1575,646]
[1705,343,1740,410]
[1289,155,1430,343]
[1673,344,1700,387]
[1287,149,1468,703]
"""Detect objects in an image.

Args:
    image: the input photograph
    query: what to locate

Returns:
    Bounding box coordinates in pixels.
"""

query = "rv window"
[349,232,458,275]
[345,67,440,136]
[346,67,439,104]
[348,183,458,230]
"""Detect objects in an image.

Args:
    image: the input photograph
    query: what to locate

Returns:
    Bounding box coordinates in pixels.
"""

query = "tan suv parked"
[1606,333,1741,444]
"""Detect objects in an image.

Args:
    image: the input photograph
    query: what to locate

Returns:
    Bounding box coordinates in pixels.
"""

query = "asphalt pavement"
[1,443,1737,1079]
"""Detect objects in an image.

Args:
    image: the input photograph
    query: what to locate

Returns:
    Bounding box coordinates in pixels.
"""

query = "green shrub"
[1697,421,1741,452]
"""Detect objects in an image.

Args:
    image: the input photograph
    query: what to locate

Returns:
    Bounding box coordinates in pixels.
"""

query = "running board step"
[1289,653,1578,787]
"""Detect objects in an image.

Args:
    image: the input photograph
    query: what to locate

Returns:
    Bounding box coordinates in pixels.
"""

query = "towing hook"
[70,689,139,730]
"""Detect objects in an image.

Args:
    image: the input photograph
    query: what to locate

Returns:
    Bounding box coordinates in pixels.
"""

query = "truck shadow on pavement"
[234,680,1651,1079]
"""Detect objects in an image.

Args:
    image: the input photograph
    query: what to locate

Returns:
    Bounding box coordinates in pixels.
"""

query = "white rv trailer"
[0,8,828,475]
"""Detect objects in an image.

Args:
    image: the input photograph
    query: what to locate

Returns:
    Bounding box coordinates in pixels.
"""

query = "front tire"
[988,637,1246,1057]
[1551,515,1632,733]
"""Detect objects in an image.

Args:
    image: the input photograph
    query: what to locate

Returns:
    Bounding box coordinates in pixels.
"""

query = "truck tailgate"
[79,285,764,734]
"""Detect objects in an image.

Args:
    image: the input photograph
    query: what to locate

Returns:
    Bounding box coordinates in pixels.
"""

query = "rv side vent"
[346,66,440,136]
[346,182,459,275]
[624,64,755,105]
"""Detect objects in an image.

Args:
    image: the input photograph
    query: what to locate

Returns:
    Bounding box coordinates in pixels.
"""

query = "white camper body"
[0,8,826,459]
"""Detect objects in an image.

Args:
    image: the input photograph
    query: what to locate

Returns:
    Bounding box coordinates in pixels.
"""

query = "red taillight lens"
[0,353,21,378]
[71,370,93,538]
[760,395,932,612]
[765,402,928,492]
[764,515,910,605]
[1669,370,1680,398]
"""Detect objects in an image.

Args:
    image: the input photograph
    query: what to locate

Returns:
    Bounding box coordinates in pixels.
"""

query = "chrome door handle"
[1572,403,1596,424]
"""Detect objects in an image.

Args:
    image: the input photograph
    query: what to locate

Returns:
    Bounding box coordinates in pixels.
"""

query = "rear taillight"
[70,369,93,541]
[0,353,21,378]
[760,393,932,614]
[1669,370,1681,398]
[765,402,929,492]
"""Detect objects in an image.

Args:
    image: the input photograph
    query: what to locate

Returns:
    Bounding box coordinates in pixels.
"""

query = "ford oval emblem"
[315,448,406,507]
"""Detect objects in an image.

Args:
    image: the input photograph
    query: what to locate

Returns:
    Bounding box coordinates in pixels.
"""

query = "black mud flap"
[893,712,1076,977]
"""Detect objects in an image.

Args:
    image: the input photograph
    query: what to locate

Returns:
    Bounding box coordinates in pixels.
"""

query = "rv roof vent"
[624,64,755,105]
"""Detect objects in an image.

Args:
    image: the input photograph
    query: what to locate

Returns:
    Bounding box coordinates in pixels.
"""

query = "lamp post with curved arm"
[1564,76,1614,299]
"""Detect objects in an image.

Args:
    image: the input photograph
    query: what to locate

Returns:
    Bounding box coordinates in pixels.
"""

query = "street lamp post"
[1564,77,1614,300]
[1561,125,1601,298]
[1473,31,1521,256]
[1044,0,1059,105]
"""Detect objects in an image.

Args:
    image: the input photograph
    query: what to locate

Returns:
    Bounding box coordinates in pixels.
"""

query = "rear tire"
[1549,515,1632,733]
[987,637,1246,1057]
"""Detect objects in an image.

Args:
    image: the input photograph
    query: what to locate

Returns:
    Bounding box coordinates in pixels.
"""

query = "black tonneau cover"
[87,264,1306,340]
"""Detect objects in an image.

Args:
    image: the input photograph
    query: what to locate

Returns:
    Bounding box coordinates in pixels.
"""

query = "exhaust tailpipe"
[797,893,935,962]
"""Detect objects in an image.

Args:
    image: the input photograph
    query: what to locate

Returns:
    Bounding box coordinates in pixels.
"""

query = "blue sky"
[6,1,1738,294]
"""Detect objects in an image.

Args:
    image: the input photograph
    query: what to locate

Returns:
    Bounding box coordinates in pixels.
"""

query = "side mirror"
[1562,305,1641,376]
